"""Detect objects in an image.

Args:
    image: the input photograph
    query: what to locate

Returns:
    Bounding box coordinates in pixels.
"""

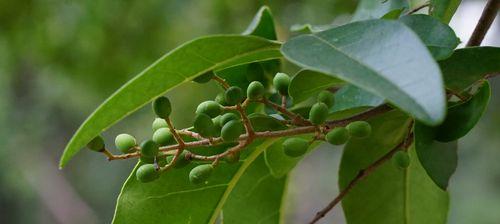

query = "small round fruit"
[140,140,159,157]
[194,113,216,137]
[309,102,329,125]
[152,128,174,146]
[193,71,214,83]
[318,90,335,108]
[166,151,190,168]
[87,136,105,152]
[215,92,227,106]
[115,134,136,153]
[140,155,155,164]
[196,101,223,118]
[152,96,172,118]
[392,151,410,169]
[247,81,265,100]
[282,138,308,157]
[224,86,244,105]
[136,164,160,183]
[325,127,349,145]
[152,118,168,132]
[189,164,214,184]
[273,72,290,95]
[218,113,239,127]
[221,120,244,142]
[346,121,372,138]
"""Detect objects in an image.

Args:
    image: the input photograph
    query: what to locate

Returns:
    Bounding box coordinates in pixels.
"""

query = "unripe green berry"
[140,140,159,157]
[87,135,105,152]
[189,164,214,184]
[318,90,335,108]
[224,86,244,105]
[225,151,240,164]
[166,151,190,168]
[346,121,372,138]
[140,155,156,164]
[218,113,239,127]
[221,120,244,142]
[273,72,290,95]
[115,134,136,153]
[215,93,227,106]
[152,96,172,118]
[247,81,265,100]
[152,128,174,146]
[392,151,410,169]
[152,118,168,132]
[136,164,160,183]
[325,127,349,145]
[196,101,223,118]
[193,71,214,83]
[309,102,329,125]
[194,113,216,137]
[282,138,308,157]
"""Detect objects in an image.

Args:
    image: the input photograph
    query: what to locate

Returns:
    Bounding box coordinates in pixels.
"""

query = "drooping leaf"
[288,70,343,104]
[281,19,446,125]
[436,82,491,142]
[414,122,457,189]
[431,0,462,24]
[339,111,449,224]
[332,85,384,112]
[440,47,500,93]
[113,139,278,224]
[243,6,277,40]
[352,0,408,21]
[59,35,281,168]
[221,155,287,224]
[400,14,460,60]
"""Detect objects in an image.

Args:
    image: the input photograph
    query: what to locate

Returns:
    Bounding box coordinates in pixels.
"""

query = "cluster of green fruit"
[86,72,377,184]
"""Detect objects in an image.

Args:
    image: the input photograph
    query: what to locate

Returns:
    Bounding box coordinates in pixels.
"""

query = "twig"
[406,2,430,15]
[467,0,500,47]
[212,75,230,89]
[260,98,312,126]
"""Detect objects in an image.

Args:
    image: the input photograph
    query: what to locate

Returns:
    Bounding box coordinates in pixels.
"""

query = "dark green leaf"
[414,122,457,189]
[281,19,446,125]
[288,70,343,104]
[440,47,500,93]
[400,14,460,60]
[340,111,449,224]
[352,0,408,21]
[381,8,405,20]
[431,0,462,24]
[243,6,277,40]
[436,82,491,142]
[59,36,281,168]
[332,85,384,112]
[248,113,288,132]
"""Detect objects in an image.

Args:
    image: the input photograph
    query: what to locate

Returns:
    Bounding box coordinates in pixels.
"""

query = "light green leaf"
[400,14,460,60]
[352,0,408,21]
[414,122,457,189]
[436,82,491,142]
[59,35,281,168]
[288,70,343,104]
[332,85,384,112]
[243,6,277,40]
[381,8,405,20]
[340,111,449,224]
[113,139,278,224]
[281,19,446,125]
[431,0,462,24]
[439,47,500,93]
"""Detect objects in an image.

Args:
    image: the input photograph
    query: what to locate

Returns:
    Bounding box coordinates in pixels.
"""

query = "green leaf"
[400,14,460,60]
[332,85,384,112]
[436,82,491,142]
[440,47,500,93]
[248,113,288,132]
[381,8,405,20]
[221,155,287,224]
[281,19,446,125]
[113,139,278,224]
[431,0,462,24]
[288,70,343,104]
[414,122,457,189]
[339,111,449,224]
[352,0,408,21]
[243,6,277,40]
[59,35,281,168]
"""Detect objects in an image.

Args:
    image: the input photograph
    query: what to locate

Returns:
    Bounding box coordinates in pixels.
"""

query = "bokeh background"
[1,0,498,223]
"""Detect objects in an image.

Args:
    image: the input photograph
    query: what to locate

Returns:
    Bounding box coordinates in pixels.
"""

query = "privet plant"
[60,0,500,223]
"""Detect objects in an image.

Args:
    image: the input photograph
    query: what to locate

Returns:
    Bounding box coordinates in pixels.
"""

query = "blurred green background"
[1,0,498,223]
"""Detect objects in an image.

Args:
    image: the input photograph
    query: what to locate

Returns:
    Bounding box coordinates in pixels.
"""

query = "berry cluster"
[86,72,377,184]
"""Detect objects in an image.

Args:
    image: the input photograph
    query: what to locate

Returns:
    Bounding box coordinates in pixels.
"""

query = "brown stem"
[467,0,500,47]
[406,2,430,15]
[309,132,414,224]
[212,75,230,89]
[261,98,312,126]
